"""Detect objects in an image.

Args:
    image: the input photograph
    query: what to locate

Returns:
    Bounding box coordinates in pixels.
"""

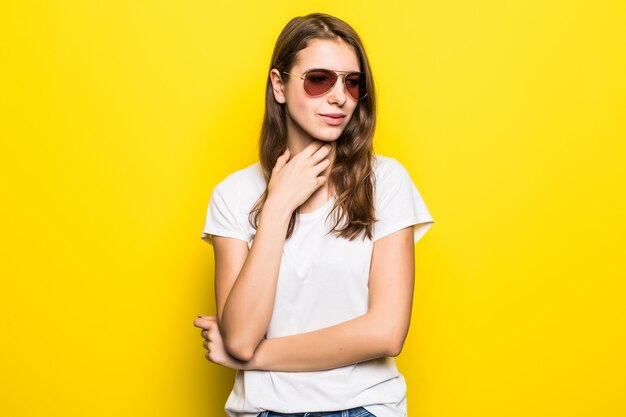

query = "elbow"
[224,337,255,362]
[370,313,408,357]
[385,339,404,357]
[385,329,407,357]
[220,319,256,361]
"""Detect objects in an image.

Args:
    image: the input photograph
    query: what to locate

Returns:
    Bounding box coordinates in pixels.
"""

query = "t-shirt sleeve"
[373,158,434,244]
[200,176,250,247]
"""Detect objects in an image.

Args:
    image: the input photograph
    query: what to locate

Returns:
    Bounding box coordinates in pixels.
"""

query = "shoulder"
[373,153,412,185]
[370,154,434,243]
[212,161,266,210]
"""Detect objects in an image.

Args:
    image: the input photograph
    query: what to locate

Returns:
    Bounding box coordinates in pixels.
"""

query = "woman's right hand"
[267,141,332,214]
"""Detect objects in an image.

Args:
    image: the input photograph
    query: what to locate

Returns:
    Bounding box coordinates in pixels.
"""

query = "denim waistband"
[257,405,374,417]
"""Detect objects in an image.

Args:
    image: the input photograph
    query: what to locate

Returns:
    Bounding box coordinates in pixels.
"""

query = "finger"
[309,142,332,164]
[273,148,290,172]
[194,318,215,329]
[194,317,209,327]
[201,329,208,339]
[315,175,328,189]
[208,325,219,340]
[312,157,331,177]
[298,140,326,159]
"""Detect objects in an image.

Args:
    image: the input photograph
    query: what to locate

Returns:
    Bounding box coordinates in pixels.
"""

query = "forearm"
[247,312,393,372]
[221,200,292,360]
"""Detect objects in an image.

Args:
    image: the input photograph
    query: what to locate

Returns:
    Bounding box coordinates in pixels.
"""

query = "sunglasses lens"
[345,73,365,100]
[302,69,367,100]
[303,70,337,96]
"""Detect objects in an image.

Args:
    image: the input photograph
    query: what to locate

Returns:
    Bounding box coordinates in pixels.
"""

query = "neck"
[285,117,337,188]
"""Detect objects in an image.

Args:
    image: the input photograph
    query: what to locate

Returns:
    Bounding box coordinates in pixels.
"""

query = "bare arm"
[248,311,390,372]
[216,201,292,361]
[246,226,416,371]
[217,143,332,361]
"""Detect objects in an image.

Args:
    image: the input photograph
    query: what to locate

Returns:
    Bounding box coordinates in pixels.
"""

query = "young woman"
[193,13,434,417]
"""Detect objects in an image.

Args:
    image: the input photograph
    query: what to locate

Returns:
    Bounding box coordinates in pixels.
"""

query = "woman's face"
[271,38,361,145]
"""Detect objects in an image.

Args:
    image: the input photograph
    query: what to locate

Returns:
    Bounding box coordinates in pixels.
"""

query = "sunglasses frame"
[281,68,368,101]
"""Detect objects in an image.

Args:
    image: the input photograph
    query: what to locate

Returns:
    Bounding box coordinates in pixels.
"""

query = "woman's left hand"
[193,315,253,370]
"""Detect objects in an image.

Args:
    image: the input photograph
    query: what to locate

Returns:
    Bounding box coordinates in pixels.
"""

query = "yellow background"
[1,1,624,416]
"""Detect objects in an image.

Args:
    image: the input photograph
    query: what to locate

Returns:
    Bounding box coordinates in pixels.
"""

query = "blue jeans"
[257,406,375,417]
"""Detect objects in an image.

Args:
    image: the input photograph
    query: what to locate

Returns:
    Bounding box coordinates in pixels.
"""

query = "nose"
[327,75,347,105]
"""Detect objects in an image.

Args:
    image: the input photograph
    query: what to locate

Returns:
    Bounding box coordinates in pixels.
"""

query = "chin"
[314,128,345,141]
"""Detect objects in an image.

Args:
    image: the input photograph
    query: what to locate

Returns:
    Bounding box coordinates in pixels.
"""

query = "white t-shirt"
[201,154,434,417]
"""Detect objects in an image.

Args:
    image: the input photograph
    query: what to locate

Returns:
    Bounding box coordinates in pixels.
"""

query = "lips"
[320,113,346,118]
[320,114,345,126]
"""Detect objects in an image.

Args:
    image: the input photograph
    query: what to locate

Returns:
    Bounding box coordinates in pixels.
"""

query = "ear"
[269,69,287,104]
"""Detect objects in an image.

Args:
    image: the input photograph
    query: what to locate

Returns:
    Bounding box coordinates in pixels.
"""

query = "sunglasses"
[281,68,368,101]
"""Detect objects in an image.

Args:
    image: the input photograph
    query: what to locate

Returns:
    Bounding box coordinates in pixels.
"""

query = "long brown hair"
[248,12,378,241]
